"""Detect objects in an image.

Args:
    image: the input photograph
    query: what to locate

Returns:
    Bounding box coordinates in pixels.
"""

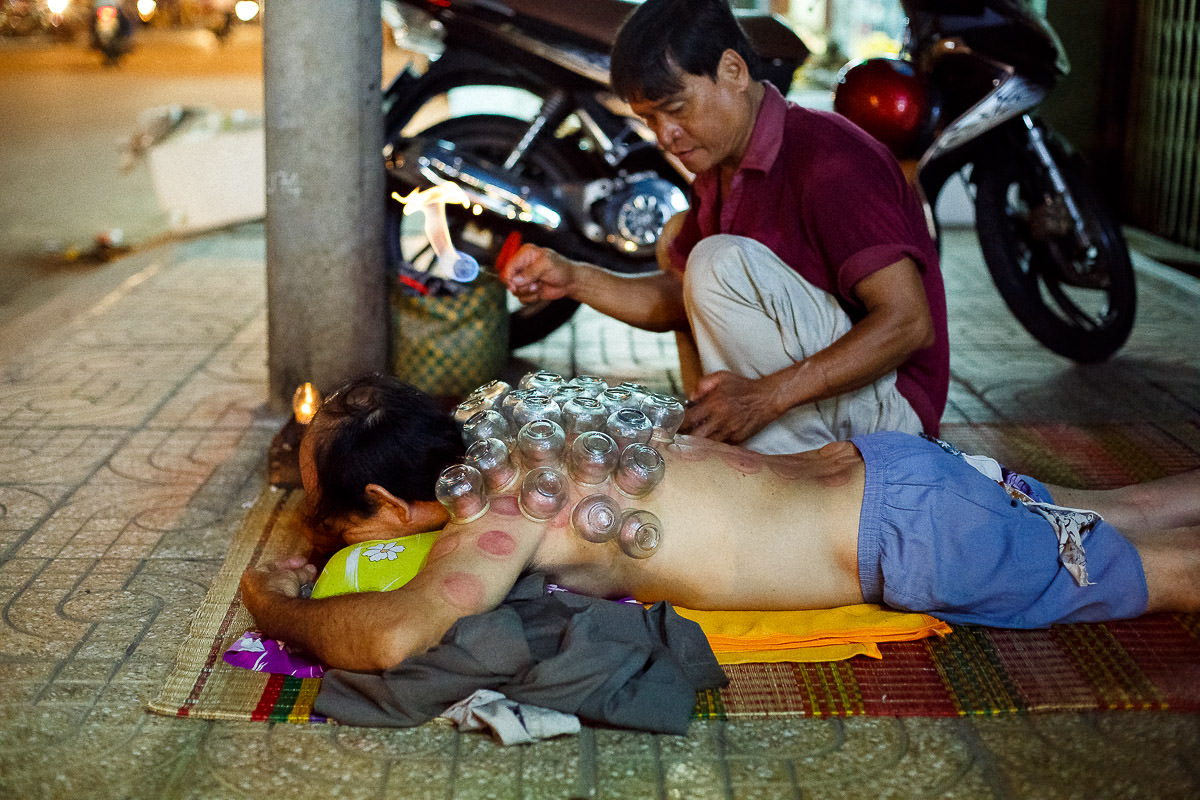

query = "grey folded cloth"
[315,573,726,734]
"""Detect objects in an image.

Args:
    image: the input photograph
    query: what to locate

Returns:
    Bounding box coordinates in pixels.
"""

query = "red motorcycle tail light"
[833,57,933,158]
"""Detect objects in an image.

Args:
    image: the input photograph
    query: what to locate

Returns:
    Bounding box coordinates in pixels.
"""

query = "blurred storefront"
[775,0,906,64]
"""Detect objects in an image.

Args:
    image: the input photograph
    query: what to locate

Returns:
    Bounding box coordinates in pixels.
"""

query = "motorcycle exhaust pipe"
[386,139,565,232]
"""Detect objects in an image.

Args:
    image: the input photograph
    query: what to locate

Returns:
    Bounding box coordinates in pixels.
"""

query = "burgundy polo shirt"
[668,83,949,436]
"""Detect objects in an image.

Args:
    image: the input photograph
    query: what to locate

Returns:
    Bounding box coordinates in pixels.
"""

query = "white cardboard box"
[144,110,265,233]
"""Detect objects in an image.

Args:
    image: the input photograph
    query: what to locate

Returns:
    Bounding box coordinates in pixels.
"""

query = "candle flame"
[292,382,321,425]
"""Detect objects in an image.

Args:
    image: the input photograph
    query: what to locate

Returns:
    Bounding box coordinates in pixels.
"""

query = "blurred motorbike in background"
[90,1,132,64]
[382,0,809,347]
[834,0,1135,362]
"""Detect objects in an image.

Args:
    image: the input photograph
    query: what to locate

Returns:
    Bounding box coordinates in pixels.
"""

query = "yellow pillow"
[310,531,440,599]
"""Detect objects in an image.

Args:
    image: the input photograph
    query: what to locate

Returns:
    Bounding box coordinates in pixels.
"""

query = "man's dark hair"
[610,0,762,102]
[305,373,465,526]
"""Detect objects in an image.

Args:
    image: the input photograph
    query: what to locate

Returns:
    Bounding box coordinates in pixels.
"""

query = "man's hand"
[683,370,779,445]
[504,240,690,333]
[239,557,317,621]
[504,244,576,305]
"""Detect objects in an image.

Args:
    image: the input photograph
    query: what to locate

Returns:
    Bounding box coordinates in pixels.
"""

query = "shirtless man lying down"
[240,374,1200,673]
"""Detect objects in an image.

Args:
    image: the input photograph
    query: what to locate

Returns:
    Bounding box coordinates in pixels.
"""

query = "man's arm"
[505,244,689,333]
[239,525,538,672]
[685,257,934,444]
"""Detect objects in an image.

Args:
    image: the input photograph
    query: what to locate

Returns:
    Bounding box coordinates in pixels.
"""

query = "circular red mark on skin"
[668,442,708,462]
[490,495,521,516]
[815,441,860,487]
[550,505,571,529]
[767,457,807,480]
[819,468,853,488]
[477,529,517,559]
[441,571,485,610]
[722,451,763,474]
[426,535,462,563]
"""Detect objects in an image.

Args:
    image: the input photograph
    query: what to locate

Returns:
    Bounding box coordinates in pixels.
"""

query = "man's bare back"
[516,436,866,610]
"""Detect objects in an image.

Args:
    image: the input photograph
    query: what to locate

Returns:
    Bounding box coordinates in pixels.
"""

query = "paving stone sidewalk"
[1,225,1198,799]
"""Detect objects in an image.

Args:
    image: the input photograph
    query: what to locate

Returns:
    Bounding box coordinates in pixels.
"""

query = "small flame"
[395,184,470,216]
[292,382,321,425]
[392,185,480,282]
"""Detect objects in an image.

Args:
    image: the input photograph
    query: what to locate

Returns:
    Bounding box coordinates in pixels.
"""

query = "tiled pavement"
[1,223,1199,799]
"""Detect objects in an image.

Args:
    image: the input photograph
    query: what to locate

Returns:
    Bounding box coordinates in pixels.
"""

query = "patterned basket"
[390,278,509,401]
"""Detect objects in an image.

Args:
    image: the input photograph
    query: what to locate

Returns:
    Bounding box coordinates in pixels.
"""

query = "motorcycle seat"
[499,0,808,66]
[502,0,632,47]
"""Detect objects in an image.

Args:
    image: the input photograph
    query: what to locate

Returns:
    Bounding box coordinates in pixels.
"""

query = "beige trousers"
[682,235,922,454]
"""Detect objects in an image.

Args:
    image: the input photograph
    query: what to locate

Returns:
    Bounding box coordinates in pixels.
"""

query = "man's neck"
[718,80,766,195]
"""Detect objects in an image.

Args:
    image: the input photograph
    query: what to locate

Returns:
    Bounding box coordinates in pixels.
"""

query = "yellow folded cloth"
[672,604,952,664]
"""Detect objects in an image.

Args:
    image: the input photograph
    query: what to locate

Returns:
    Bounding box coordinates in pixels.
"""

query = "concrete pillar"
[263,0,386,414]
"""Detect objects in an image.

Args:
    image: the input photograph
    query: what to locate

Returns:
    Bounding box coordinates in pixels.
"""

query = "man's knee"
[683,235,774,304]
[684,234,849,340]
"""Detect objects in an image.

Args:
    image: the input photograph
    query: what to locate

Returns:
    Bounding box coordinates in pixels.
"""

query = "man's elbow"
[363,632,428,672]
[360,619,449,672]
[364,645,412,672]
[909,313,936,352]
[893,301,936,353]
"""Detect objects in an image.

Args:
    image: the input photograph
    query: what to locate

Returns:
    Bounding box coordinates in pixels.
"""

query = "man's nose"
[655,122,679,149]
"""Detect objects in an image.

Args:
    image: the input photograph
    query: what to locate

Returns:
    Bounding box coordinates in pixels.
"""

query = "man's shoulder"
[782,101,884,150]
[778,102,902,186]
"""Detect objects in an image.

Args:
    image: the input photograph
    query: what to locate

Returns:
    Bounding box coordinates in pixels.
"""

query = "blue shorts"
[852,432,1149,628]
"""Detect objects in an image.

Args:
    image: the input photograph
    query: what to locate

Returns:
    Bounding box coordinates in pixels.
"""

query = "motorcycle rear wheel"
[973,136,1135,363]
[386,113,584,350]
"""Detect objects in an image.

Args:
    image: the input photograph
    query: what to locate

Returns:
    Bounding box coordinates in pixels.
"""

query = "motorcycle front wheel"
[386,113,584,350]
[973,134,1135,362]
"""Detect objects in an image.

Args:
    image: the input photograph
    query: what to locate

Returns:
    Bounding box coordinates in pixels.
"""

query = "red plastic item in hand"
[495,231,523,281]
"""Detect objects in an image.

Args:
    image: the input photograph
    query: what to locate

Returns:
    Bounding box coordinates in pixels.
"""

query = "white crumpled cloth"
[440,689,581,745]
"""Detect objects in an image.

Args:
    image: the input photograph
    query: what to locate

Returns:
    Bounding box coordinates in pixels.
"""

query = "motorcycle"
[382,0,809,348]
[90,1,132,65]
[834,0,1135,363]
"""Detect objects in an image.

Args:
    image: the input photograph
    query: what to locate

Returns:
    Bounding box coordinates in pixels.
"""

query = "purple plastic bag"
[223,630,325,678]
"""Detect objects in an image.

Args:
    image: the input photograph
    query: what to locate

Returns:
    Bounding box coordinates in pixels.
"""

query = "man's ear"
[717,48,750,88]
[364,483,412,524]
[364,484,450,534]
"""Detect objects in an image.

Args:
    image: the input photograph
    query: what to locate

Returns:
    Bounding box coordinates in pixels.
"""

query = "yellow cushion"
[310,532,440,599]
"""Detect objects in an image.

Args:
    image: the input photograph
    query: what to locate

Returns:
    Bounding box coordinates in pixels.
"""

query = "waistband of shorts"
[851,433,895,604]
